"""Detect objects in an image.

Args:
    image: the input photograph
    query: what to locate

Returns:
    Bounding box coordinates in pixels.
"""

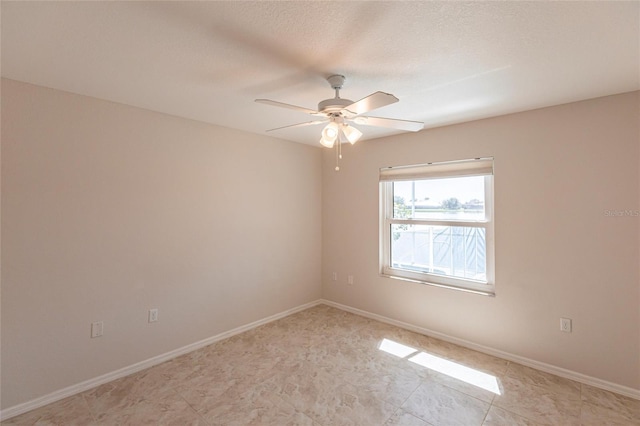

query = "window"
[380,158,494,295]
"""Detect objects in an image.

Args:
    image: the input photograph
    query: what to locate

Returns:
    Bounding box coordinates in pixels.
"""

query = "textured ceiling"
[2,1,639,146]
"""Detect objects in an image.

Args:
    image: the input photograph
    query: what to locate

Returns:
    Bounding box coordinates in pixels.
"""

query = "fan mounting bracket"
[327,74,346,90]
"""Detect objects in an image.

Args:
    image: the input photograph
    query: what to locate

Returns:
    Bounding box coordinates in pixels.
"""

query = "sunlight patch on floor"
[378,338,501,395]
[378,338,419,358]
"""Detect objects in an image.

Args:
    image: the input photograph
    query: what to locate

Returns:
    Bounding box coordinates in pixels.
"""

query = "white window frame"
[379,158,495,296]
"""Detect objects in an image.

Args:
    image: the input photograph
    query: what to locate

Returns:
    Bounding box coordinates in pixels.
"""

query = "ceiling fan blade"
[344,91,399,116]
[255,99,321,115]
[266,120,327,132]
[352,116,424,132]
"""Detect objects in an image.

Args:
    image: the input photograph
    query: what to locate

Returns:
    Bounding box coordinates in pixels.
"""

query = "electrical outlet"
[332,272,338,281]
[347,275,354,285]
[149,308,159,323]
[91,321,103,338]
[560,317,572,333]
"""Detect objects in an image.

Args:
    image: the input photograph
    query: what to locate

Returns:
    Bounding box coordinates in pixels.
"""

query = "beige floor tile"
[338,332,436,379]
[268,363,396,425]
[230,347,283,377]
[338,343,409,377]
[401,380,490,426]
[346,361,423,407]
[581,384,640,424]
[375,333,508,383]
[390,331,475,363]
[387,337,504,402]
[505,363,581,400]
[82,369,178,418]
[427,368,499,403]
[311,338,407,384]
[173,372,238,413]
[147,355,233,392]
[0,395,96,426]
[211,331,285,362]
[273,363,339,404]
[95,393,206,425]
[285,339,349,369]
[440,346,510,378]
[580,401,639,426]
[284,305,371,335]
[197,381,310,426]
[344,321,424,351]
[256,321,327,350]
[312,381,397,426]
[384,408,433,425]
[492,375,580,425]
[482,405,540,425]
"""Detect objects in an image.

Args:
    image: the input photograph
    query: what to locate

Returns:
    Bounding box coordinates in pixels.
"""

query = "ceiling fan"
[255,75,424,150]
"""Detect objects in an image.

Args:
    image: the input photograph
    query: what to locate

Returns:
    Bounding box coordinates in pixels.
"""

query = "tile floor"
[3,304,639,425]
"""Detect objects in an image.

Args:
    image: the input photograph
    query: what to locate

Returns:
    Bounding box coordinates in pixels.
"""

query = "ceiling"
[2,1,639,146]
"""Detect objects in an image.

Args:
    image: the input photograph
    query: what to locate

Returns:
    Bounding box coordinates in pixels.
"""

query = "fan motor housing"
[318,97,353,114]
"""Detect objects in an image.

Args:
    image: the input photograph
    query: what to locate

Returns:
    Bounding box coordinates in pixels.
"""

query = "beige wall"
[0,79,322,408]
[322,91,640,390]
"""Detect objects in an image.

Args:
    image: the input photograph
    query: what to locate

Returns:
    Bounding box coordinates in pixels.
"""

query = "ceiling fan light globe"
[342,124,363,145]
[319,136,335,149]
[322,122,339,141]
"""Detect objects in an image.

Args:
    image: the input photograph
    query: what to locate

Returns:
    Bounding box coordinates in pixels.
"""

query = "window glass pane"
[393,176,485,220]
[391,224,486,282]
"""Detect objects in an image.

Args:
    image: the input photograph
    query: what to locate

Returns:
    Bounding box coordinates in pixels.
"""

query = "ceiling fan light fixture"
[342,124,362,145]
[322,122,339,142]
[319,136,335,149]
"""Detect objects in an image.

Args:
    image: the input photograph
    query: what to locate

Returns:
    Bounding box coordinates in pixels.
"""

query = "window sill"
[380,273,495,297]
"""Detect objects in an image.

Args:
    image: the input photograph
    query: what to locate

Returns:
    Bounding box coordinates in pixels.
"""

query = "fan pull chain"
[335,132,343,171]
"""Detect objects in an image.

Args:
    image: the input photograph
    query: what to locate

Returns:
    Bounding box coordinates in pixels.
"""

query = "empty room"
[1,1,639,425]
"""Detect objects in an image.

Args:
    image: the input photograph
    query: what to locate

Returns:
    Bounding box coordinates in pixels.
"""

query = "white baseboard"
[0,299,322,421]
[320,299,640,401]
